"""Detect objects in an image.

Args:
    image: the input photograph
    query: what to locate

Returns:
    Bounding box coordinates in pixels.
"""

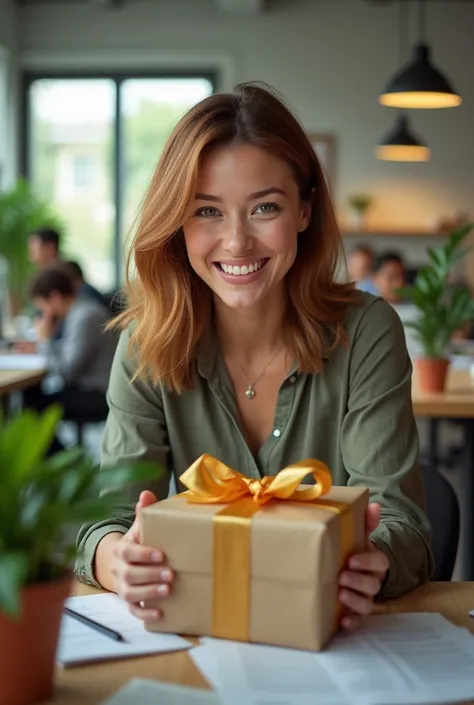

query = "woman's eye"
[195,206,220,218]
[254,202,280,215]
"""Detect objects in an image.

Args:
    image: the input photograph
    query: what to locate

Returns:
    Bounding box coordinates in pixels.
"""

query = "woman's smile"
[212,257,270,284]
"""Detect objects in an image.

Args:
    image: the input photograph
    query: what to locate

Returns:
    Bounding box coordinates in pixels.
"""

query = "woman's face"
[183,143,310,311]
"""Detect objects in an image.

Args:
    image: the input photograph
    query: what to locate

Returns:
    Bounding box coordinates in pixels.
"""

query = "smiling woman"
[76,82,433,634]
[116,83,353,390]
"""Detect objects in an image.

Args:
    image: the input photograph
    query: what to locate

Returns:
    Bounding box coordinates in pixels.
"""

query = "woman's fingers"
[118,580,172,604]
[114,540,165,565]
[348,550,389,574]
[339,588,373,616]
[339,570,381,598]
[340,612,361,631]
[128,603,163,621]
[116,565,174,587]
[365,503,381,536]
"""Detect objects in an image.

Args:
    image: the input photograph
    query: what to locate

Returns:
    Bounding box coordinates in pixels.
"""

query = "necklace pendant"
[245,385,256,400]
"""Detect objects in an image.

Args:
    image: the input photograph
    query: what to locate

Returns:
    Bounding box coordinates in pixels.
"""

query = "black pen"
[64,607,125,642]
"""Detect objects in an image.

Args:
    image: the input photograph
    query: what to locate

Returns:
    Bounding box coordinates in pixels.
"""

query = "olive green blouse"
[75,293,433,598]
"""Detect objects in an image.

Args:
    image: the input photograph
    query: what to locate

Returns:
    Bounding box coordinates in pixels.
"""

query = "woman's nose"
[221,217,253,254]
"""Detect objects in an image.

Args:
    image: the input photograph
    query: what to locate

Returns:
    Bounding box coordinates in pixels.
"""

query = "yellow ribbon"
[179,454,353,642]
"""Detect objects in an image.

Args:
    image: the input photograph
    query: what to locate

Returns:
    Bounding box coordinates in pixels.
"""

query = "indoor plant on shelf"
[0,405,159,705]
[347,194,373,230]
[399,223,474,393]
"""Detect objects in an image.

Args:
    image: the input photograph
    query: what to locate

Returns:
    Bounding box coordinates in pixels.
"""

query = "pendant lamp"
[376,2,430,161]
[378,0,462,109]
[376,114,430,161]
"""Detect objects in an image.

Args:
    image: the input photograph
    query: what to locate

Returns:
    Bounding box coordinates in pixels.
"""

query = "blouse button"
[273,429,281,438]
[289,375,297,384]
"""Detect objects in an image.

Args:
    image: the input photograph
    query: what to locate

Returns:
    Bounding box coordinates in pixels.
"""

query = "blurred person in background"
[373,252,407,304]
[23,264,117,453]
[28,227,106,302]
[347,244,377,294]
[28,227,61,269]
[65,260,108,309]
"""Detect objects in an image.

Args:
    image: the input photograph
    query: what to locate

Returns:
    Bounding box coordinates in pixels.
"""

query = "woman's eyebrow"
[195,187,286,202]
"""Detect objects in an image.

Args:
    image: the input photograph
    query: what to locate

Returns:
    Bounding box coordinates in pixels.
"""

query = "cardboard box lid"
[141,486,368,586]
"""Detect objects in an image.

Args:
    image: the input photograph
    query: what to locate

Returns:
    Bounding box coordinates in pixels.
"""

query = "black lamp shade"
[379,43,462,109]
[376,115,430,161]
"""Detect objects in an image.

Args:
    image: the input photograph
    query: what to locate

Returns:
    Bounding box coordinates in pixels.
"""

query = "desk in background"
[45,581,474,705]
[0,368,46,419]
[0,369,45,397]
[412,368,474,581]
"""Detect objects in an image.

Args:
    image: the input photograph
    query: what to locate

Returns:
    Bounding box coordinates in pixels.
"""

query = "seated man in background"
[65,260,108,308]
[23,265,117,453]
[373,251,407,304]
[28,227,61,269]
[28,227,105,303]
[347,244,378,294]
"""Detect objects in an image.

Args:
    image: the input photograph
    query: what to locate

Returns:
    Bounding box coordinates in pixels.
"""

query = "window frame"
[21,69,217,289]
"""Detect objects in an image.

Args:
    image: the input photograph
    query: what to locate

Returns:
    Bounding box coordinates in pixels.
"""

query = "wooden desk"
[0,369,45,396]
[412,368,474,581]
[412,368,474,418]
[46,582,474,705]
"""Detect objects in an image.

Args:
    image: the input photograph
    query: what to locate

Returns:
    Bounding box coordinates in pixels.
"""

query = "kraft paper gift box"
[141,454,368,651]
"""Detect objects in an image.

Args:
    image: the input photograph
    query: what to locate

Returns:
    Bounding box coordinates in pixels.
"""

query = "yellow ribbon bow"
[178,454,347,642]
[179,453,333,505]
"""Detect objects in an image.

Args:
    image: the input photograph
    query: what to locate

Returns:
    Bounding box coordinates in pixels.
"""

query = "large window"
[24,74,215,292]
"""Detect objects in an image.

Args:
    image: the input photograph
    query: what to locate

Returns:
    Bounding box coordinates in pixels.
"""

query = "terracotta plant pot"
[0,574,71,705]
[415,358,450,393]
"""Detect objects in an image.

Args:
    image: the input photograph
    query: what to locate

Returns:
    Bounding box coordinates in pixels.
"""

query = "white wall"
[0,0,19,188]
[17,0,474,264]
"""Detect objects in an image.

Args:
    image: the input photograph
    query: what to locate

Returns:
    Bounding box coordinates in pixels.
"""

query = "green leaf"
[0,553,30,619]
[11,406,63,482]
[0,406,164,598]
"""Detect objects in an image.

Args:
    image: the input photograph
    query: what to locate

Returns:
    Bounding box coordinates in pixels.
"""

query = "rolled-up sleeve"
[75,327,172,587]
[341,298,434,598]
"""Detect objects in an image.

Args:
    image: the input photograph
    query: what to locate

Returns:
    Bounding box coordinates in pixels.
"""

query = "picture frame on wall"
[307,132,336,192]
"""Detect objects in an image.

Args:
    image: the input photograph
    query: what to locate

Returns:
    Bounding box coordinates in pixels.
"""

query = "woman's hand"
[338,502,390,630]
[111,490,175,621]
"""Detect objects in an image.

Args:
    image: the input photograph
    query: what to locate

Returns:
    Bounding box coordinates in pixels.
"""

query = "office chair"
[421,464,460,581]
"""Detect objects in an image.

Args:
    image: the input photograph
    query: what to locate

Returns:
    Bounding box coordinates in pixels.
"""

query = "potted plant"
[400,223,474,393]
[0,179,63,318]
[347,194,373,230]
[0,405,159,705]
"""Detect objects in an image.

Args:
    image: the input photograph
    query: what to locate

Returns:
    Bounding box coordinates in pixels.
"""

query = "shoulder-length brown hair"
[116,82,357,391]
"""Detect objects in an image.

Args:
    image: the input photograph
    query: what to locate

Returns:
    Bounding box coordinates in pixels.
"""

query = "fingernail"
[153,609,162,619]
[160,568,172,581]
[151,551,163,563]
[157,584,169,596]
[349,558,361,569]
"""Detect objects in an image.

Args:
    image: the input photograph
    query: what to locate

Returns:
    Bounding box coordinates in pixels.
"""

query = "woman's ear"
[298,200,312,232]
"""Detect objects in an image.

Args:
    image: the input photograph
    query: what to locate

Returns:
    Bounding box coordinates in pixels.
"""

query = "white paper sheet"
[195,613,474,705]
[0,353,46,370]
[57,594,192,667]
[190,646,220,690]
[100,678,219,704]
[200,638,351,705]
[317,613,474,704]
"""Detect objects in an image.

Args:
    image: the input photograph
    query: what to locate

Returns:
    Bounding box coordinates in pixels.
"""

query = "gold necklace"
[232,347,282,400]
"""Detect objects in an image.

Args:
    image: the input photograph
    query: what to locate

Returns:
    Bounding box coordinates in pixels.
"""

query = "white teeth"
[219,259,265,276]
